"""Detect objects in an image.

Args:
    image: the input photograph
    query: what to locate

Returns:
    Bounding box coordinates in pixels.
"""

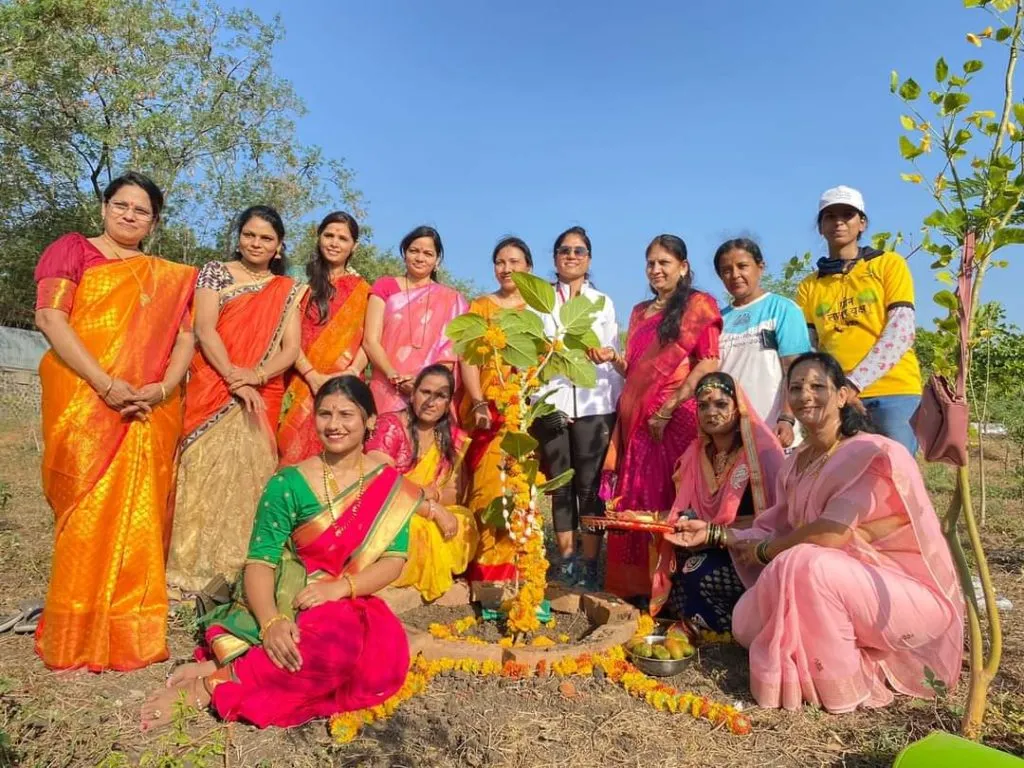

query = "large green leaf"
[481,496,508,529]
[500,431,538,459]
[933,290,959,312]
[523,399,557,429]
[964,59,985,74]
[536,468,575,494]
[941,92,971,116]
[563,328,601,352]
[899,135,923,160]
[898,77,921,101]
[446,313,488,342]
[502,330,541,369]
[512,272,555,314]
[994,227,1024,249]
[935,57,949,83]
[520,458,540,487]
[498,308,546,338]
[559,348,597,389]
[559,295,598,335]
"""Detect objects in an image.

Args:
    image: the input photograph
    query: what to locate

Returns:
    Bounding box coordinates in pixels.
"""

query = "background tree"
[892,0,1024,738]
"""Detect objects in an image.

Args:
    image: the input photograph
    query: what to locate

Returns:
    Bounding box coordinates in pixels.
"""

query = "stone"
[434,580,471,608]
[545,583,583,614]
[380,586,423,615]
[581,592,639,626]
[471,580,513,609]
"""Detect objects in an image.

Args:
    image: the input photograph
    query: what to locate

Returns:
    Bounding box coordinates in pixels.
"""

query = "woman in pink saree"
[364,226,468,415]
[603,234,722,600]
[141,376,423,730]
[672,352,963,713]
[650,372,785,627]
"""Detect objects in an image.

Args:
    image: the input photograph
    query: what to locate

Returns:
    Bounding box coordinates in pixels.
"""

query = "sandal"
[12,601,44,634]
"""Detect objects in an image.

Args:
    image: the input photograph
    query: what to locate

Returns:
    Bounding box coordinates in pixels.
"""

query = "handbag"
[910,233,973,466]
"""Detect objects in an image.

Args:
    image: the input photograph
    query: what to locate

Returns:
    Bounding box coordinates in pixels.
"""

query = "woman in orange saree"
[603,235,722,602]
[167,206,304,594]
[34,172,197,671]
[458,237,535,589]
[672,353,962,713]
[363,226,468,415]
[650,372,785,627]
[277,211,370,465]
[142,377,422,730]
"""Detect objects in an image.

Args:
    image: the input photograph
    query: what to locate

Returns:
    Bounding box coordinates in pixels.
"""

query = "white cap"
[818,185,866,215]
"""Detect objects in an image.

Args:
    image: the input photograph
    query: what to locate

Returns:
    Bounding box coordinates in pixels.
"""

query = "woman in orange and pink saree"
[672,353,963,713]
[167,206,305,594]
[650,372,785,629]
[33,172,197,671]
[141,377,422,730]
[363,226,468,415]
[277,211,370,466]
[603,235,722,602]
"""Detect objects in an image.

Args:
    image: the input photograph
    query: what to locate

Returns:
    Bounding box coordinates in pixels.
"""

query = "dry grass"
[1,413,1023,767]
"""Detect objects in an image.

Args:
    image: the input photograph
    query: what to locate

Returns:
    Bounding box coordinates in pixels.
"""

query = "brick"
[545,583,583,614]
[581,592,638,626]
[434,580,471,608]
[471,580,513,609]
[380,586,423,615]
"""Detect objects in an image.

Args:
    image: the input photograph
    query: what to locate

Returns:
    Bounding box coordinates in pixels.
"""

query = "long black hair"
[400,225,444,282]
[234,205,289,276]
[102,171,165,220]
[553,226,592,283]
[786,352,876,437]
[314,375,378,442]
[307,211,360,324]
[405,364,457,468]
[492,235,533,267]
[647,234,695,346]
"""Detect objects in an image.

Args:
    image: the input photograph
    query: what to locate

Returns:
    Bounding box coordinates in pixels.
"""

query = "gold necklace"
[322,452,366,537]
[404,276,431,349]
[798,438,842,479]
[238,258,272,283]
[102,234,152,305]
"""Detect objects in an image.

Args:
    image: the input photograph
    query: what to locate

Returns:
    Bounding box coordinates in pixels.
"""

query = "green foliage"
[500,431,538,460]
[536,468,574,494]
[513,272,555,314]
[760,251,813,301]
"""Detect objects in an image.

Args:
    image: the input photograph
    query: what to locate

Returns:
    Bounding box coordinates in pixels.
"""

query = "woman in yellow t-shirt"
[794,185,922,455]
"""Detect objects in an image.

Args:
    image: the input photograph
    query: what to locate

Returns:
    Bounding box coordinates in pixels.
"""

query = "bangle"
[343,573,357,598]
[755,540,773,566]
[101,378,114,398]
[255,365,267,386]
[776,414,796,426]
[298,364,314,377]
[159,383,168,401]
[472,401,489,412]
[258,613,289,641]
[651,410,671,422]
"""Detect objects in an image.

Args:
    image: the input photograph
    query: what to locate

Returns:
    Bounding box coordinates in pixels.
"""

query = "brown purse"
[910,233,973,467]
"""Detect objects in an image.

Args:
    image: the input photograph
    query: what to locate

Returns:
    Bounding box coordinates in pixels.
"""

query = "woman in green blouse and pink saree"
[141,376,424,730]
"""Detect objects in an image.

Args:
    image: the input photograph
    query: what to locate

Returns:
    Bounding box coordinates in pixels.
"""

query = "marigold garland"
[329,646,752,744]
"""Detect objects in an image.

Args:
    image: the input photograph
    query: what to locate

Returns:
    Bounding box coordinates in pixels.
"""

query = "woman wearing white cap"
[794,186,922,454]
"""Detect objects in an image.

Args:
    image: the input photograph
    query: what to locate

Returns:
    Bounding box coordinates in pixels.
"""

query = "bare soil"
[1,413,1023,767]
[401,603,594,645]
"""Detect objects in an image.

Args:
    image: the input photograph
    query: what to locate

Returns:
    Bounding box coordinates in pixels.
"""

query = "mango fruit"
[652,644,672,661]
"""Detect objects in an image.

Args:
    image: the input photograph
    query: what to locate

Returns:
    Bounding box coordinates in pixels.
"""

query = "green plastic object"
[481,599,551,624]
[893,732,1023,767]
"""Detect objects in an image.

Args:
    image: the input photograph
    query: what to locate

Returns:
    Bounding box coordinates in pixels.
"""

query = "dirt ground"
[1,412,1023,767]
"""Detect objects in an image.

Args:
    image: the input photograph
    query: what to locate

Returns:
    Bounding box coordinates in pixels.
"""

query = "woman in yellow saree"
[277,211,370,466]
[367,365,478,601]
[458,237,534,589]
[34,172,197,671]
[167,206,304,593]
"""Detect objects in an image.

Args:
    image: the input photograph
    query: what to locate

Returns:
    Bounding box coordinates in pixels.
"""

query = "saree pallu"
[604,292,722,599]
[277,275,370,465]
[393,440,479,601]
[36,257,196,671]
[201,464,421,728]
[650,384,784,616]
[459,297,519,586]
[368,279,468,415]
[731,435,963,712]
[167,276,304,592]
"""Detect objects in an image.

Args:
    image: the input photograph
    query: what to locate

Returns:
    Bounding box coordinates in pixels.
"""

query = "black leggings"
[530,412,616,534]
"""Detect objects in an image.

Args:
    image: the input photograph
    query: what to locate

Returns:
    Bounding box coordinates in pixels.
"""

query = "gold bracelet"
[258,613,289,641]
[101,378,114,398]
[256,365,267,386]
[343,573,357,598]
[159,383,168,401]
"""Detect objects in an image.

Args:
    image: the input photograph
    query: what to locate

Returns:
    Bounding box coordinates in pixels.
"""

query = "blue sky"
[242,0,1022,327]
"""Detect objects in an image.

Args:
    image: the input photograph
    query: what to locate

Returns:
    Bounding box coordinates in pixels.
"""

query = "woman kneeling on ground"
[141,376,423,730]
[651,371,785,629]
[671,352,962,713]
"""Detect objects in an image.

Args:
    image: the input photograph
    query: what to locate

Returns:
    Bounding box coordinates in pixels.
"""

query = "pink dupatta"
[649,384,785,615]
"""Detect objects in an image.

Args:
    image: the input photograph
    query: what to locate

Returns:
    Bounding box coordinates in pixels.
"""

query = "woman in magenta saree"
[363,226,468,415]
[603,235,722,600]
[142,376,423,730]
[672,353,963,713]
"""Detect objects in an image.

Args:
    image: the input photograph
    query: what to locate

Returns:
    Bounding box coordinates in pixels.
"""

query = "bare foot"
[166,660,217,688]
[140,678,210,732]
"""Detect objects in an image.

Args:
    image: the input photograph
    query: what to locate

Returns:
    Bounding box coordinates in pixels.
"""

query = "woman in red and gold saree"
[367,365,479,601]
[33,172,196,671]
[673,353,963,713]
[363,226,468,415]
[603,235,721,601]
[141,377,422,730]
[650,372,784,627]
[167,206,304,593]
[277,212,370,465]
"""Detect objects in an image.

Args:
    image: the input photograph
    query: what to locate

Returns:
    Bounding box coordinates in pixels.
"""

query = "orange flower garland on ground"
[329,646,753,744]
